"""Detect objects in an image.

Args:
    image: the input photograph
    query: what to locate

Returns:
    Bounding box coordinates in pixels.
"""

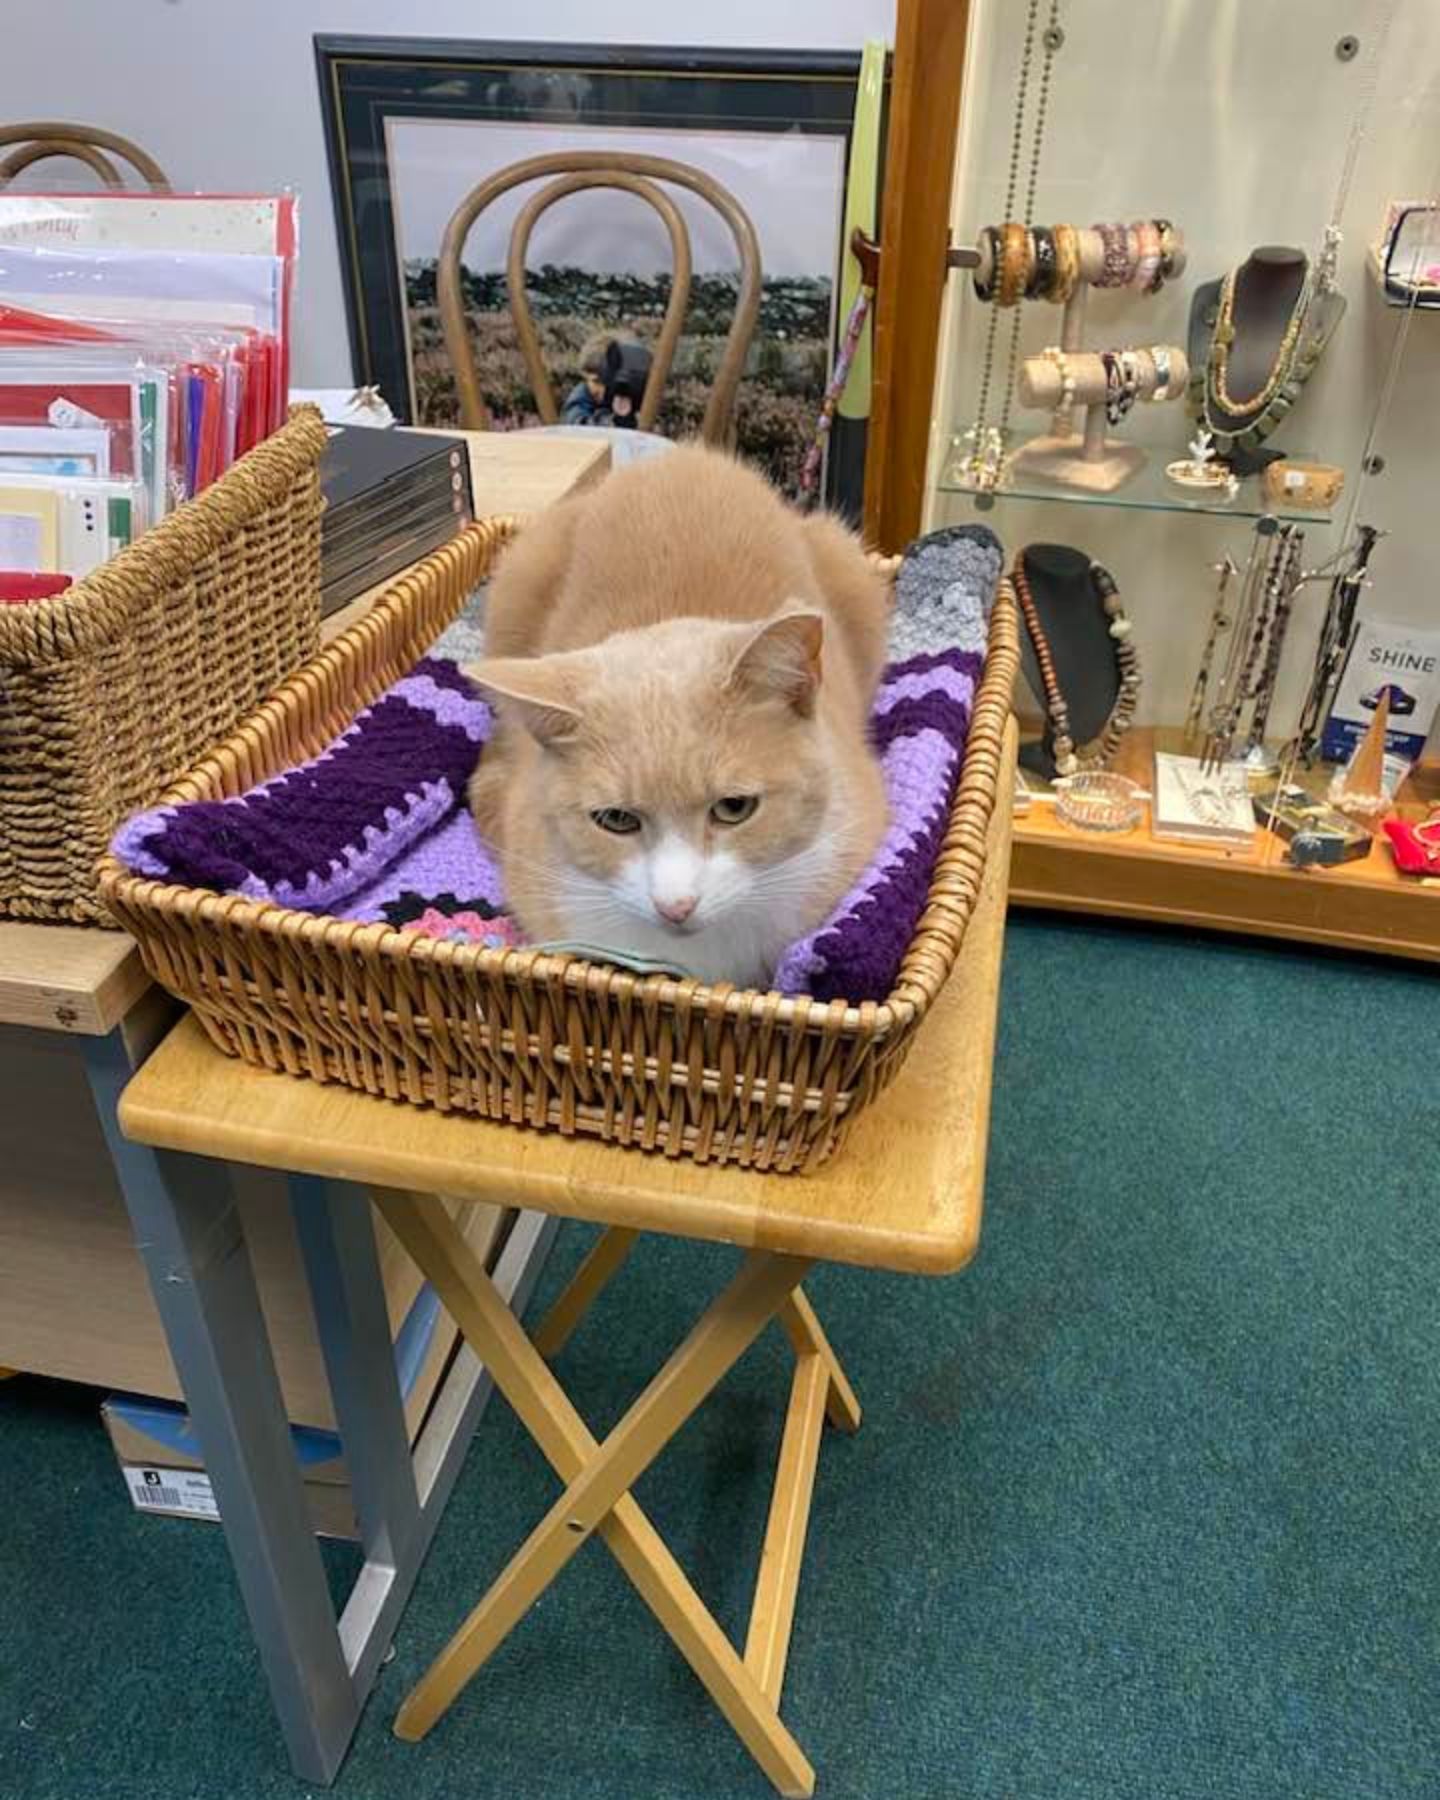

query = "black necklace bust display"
[1015,544,1122,780]
[1187,245,1345,475]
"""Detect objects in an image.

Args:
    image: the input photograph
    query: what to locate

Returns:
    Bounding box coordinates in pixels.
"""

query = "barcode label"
[135,1480,182,1508]
[121,1465,221,1520]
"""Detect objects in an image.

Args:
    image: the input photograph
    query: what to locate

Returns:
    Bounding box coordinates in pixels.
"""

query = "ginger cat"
[468,444,889,988]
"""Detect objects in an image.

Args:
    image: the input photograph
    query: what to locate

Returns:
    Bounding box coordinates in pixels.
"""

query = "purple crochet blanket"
[114,525,1001,1002]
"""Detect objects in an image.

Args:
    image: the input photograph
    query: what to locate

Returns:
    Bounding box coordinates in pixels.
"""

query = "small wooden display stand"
[1011,722,1440,961]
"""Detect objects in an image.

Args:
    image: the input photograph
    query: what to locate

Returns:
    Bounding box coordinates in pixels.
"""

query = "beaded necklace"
[1012,553,1140,778]
[1199,258,1319,456]
[956,0,1061,490]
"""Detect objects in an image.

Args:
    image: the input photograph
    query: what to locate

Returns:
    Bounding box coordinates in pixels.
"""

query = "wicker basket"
[100,518,1019,1172]
[1,405,327,925]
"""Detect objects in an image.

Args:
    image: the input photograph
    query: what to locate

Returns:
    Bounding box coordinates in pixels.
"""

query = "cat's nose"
[654,894,697,926]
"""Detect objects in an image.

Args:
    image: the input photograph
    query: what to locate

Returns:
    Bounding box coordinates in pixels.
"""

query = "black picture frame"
[315,35,881,510]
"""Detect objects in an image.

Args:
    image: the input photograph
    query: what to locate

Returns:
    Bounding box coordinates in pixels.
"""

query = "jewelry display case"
[928,0,1440,961]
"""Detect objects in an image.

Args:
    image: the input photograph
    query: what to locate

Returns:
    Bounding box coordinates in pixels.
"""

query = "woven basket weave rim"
[97,521,1018,1043]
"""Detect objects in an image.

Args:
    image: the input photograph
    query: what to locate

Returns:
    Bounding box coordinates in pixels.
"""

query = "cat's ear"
[469,657,582,749]
[726,610,824,717]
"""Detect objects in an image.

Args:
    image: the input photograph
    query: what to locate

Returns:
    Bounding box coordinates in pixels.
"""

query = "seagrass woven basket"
[1,405,327,925]
[100,517,1019,1172]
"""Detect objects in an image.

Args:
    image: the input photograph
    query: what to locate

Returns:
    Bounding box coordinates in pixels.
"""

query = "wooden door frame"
[863,0,971,554]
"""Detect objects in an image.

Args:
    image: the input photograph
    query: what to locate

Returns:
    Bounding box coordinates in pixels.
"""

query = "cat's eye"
[590,807,643,835]
[710,794,760,827]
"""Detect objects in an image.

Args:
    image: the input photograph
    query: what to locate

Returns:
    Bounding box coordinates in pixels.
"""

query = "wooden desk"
[0,429,611,1393]
[115,776,1013,1790]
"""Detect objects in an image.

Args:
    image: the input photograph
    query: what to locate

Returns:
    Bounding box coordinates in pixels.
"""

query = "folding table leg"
[372,1192,819,1797]
[85,1034,356,1783]
[531,1224,638,1357]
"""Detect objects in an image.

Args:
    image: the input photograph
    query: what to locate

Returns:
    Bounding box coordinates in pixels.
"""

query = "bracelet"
[1102,349,1140,426]
[1131,220,1162,292]
[1029,226,1058,299]
[1094,221,1132,288]
[998,222,1032,307]
[1155,217,1178,283]
[1149,344,1173,401]
[1052,223,1081,303]
[973,225,1001,301]
[1041,344,1077,412]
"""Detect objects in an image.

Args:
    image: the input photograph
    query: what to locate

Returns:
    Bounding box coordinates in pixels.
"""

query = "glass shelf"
[936,435,1335,526]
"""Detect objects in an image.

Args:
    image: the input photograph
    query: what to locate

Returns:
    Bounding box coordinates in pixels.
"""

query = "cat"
[468,443,890,988]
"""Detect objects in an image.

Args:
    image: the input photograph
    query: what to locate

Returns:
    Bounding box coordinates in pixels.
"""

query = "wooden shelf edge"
[1010,833,1440,962]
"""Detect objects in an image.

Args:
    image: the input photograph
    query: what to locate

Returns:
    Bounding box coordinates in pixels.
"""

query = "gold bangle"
[998,223,1031,307]
[1052,224,1080,302]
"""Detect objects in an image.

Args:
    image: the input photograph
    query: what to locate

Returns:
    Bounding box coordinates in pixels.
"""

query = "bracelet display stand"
[1014,340,1190,492]
[1015,543,1124,780]
[968,223,1190,493]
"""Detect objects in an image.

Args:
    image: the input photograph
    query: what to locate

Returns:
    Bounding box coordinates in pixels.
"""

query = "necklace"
[1012,553,1140,778]
[1292,525,1381,764]
[1317,0,1399,295]
[1201,524,1269,773]
[956,0,1061,491]
[1207,260,1313,419]
[1245,525,1305,755]
[1184,556,1236,743]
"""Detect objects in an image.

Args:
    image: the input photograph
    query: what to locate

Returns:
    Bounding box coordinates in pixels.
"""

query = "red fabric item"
[0,571,73,603]
[1383,816,1440,875]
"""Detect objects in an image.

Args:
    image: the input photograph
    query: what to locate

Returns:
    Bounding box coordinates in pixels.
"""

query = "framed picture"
[315,37,882,509]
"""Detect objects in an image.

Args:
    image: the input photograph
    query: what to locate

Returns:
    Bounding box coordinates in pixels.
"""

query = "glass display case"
[926,0,1440,961]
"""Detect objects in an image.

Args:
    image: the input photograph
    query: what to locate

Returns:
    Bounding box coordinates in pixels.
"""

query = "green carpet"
[4,916,1439,1800]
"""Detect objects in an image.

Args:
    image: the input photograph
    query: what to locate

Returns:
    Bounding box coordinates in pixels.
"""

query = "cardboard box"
[0,1025,440,1426]
[103,1200,507,1539]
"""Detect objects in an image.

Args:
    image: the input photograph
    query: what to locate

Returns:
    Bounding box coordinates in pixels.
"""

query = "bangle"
[1041,344,1076,409]
[1029,226,1057,299]
[998,222,1031,307]
[1094,221,1132,288]
[1149,344,1174,401]
[1103,349,1140,426]
[1052,223,1081,302]
[973,225,1001,301]
[1131,220,1162,292]
[1154,217,1180,289]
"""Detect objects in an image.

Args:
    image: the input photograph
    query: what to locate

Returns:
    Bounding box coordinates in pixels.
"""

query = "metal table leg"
[83,1030,555,1783]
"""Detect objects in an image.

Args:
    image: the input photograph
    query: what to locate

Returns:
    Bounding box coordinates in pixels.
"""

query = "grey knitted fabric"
[435,521,1005,669]
[889,523,1004,661]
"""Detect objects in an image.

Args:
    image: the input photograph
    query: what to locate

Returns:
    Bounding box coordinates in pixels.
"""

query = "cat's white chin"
[550,841,845,990]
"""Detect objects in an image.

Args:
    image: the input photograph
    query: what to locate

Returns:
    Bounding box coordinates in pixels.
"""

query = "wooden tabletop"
[0,430,611,1034]
[0,922,151,1035]
[119,770,1013,1277]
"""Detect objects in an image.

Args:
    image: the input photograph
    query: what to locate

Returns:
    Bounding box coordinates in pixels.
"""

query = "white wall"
[929,0,1440,743]
[1,0,893,383]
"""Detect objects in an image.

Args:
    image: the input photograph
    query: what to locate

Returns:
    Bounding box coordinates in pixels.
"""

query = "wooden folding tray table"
[117,763,1013,1792]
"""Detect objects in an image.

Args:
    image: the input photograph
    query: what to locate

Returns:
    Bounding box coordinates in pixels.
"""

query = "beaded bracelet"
[973,225,1001,301]
[1094,221,1132,288]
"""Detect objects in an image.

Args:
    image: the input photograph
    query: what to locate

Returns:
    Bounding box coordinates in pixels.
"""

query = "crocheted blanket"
[114,524,1001,1002]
